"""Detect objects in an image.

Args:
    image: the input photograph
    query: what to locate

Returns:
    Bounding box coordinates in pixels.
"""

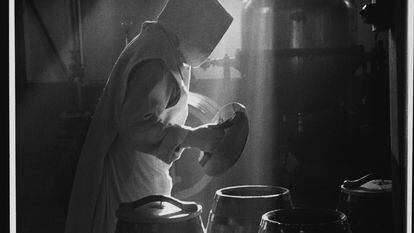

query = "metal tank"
[241,0,361,113]
[242,0,358,51]
[237,0,364,185]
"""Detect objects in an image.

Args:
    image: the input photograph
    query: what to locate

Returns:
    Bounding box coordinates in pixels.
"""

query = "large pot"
[115,195,205,233]
[258,208,352,233]
[206,185,293,233]
[336,173,393,233]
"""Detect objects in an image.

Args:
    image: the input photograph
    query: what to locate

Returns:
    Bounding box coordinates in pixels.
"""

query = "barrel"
[258,208,352,233]
[206,185,293,233]
[337,174,393,233]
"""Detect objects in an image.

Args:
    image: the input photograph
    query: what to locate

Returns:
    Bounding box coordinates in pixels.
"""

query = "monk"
[64,0,233,232]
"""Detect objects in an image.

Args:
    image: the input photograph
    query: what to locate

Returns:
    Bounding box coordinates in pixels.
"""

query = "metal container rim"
[340,184,392,196]
[116,203,203,223]
[215,185,290,199]
[261,208,347,227]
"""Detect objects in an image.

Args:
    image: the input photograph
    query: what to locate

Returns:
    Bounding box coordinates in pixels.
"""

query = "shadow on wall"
[16,83,103,233]
[80,0,168,81]
[18,0,171,206]
[23,0,167,83]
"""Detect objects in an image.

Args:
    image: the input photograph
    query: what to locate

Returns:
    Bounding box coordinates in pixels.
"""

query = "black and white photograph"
[9,0,413,233]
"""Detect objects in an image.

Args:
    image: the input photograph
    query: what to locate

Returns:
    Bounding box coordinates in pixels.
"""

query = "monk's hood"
[157,0,233,67]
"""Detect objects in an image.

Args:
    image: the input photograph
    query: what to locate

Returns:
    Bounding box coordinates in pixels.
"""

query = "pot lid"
[116,195,202,223]
[341,173,392,195]
[360,179,392,191]
[199,102,249,176]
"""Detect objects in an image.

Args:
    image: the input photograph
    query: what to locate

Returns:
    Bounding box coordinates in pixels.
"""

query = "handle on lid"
[200,111,244,166]
[210,109,246,130]
[342,173,386,189]
[199,114,237,167]
[118,195,198,213]
[209,114,236,130]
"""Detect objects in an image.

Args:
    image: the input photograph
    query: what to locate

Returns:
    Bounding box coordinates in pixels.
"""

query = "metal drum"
[258,208,352,233]
[115,195,205,233]
[336,173,393,233]
[206,185,293,233]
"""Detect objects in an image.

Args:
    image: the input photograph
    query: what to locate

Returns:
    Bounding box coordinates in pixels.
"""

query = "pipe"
[26,0,68,77]
[76,0,84,66]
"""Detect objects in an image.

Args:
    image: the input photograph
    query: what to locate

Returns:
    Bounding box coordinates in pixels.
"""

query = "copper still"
[238,0,364,183]
[241,0,362,118]
[241,0,358,51]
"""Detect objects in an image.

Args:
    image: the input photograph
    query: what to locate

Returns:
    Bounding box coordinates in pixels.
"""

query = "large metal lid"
[116,195,202,223]
[199,102,249,176]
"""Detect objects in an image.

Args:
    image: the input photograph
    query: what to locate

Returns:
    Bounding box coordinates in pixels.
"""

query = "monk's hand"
[182,125,225,153]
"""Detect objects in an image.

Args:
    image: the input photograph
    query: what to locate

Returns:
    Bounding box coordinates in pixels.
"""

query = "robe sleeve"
[117,59,191,164]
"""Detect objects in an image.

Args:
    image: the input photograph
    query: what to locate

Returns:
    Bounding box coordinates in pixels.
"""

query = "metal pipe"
[76,0,84,66]
[75,0,84,111]
[26,0,68,77]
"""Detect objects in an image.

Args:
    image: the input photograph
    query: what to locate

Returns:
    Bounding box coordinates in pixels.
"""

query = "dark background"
[13,0,410,233]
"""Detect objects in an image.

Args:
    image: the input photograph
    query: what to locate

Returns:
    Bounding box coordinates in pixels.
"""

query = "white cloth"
[90,59,190,233]
[65,1,232,230]
[64,22,191,233]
